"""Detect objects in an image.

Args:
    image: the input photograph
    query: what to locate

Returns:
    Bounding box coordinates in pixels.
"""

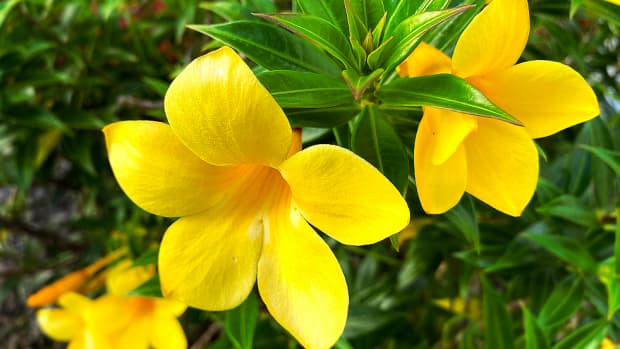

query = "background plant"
[0,0,619,348]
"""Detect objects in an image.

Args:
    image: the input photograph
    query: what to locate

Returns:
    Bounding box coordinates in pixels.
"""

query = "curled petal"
[423,107,477,165]
[397,42,452,78]
[104,121,240,217]
[164,46,292,167]
[464,118,539,216]
[258,199,348,349]
[414,112,468,214]
[279,145,410,246]
[472,61,599,138]
[452,0,530,78]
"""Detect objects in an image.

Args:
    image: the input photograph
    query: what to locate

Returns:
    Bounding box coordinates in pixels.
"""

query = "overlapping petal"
[158,175,268,310]
[471,61,600,138]
[164,46,292,167]
[464,118,539,216]
[452,0,530,78]
[422,107,477,165]
[258,196,347,349]
[414,111,468,214]
[279,144,410,246]
[104,121,240,217]
[397,42,452,78]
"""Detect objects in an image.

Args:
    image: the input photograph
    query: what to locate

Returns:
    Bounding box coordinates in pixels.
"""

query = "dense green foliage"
[1,0,619,348]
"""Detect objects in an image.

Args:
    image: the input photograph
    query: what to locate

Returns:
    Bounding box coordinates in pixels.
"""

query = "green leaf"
[344,0,368,44]
[482,276,514,349]
[570,0,584,17]
[538,276,584,328]
[342,68,383,100]
[127,275,162,297]
[582,0,620,26]
[295,0,348,35]
[426,0,483,51]
[368,6,471,72]
[257,70,353,108]
[352,105,409,193]
[286,105,360,128]
[256,13,356,70]
[225,292,259,349]
[8,107,71,133]
[190,21,341,76]
[523,233,596,272]
[445,196,480,253]
[200,1,253,21]
[535,195,600,228]
[0,0,20,28]
[598,257,620,318]
[377,74,520,124]
[350,0,385,33]
[243,0,277,13]
[550,320,608,349]
[584,118,616,209]
[522,306,550,349]
[579,145,620,177]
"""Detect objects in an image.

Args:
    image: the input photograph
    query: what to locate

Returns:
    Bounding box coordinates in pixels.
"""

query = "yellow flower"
[105,259,155,296]
[397,0,599,216]
[104,46,410,348]
[37,292,187,349]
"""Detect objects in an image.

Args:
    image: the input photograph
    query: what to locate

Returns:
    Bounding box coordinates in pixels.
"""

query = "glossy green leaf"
[350,0,385,33]
[524,233,596,272]
[344,0,368,43]
[536,195,600,228]
[200,1,253,21]
[368,6,471,72]
[377,74,520,124]
[342,68,383,100]
[243,0,277,13]
[583,118,616,209]
[426,0,482,51]
[550,320,608,349]
[190,21,341,76]
[295,0,348,35]
[225,292,259,349]
[582,0,620,26]
[570,0,584,17]
[579,145,620,177]
[598,257,620,318]
[538,276,584,328]
[352,105,409,193]
[522,306,550,349]
[256,13,356,70]
[286,105,360,128]
[382,0,423,39]
[257,70,353,108]
[482,276,514,349]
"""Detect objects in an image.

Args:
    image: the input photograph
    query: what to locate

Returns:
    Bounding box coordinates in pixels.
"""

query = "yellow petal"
[464,118,539,216]
[164,46,292,167]
[104,120,241,217]
[452,0,529,78]
[67,336,86,349]
[150,315,187,349]
[58,292,92,312]
[105,260,155,296]
[158,177,268,310]
[279,145,410,246]
[257,197,348,349]
[115,318,150,349]
[397,42,452,78]
[424,107,477,165]
[84,295,133,334]
[37,309,83,341]
[414,112,468,214]
[472,61,600,138]
[154,298,187,317]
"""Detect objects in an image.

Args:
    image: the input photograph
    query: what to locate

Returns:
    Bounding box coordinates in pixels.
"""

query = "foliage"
[0,0,619,348]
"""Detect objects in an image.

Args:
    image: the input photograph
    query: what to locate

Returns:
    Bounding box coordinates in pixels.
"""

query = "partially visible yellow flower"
[601,337,617,349]
[398,0,599,216]
[105,259,155,295]
[104,46,410,348]
[37,292,187,349]
[604,0,620,6]
[27,249,126,307]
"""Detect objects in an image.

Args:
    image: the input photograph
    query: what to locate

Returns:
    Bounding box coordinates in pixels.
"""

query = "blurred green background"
[0,0,619,348]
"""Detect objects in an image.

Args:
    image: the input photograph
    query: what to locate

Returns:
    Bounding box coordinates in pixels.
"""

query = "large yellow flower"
[104,47,409,348]
[397,0,599,216]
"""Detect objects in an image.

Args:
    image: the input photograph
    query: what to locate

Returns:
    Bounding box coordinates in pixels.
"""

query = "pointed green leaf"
[579,145,620,177]
[538,276,585,328]
[524,233,596,272]
[342,68,383,100]
[190,21,341,76]
[225,292,259,349]
[257,70,353,108]
[598,257,620,318]
[550,320,608,349]
[256,13,357,70]
[286,105,360,128]
[426,0,484,51]
[352,105,409,193]
[482,276,514,349]
[344,0,368,43]
[200,1,253,21]
[350,0,385,32]
[295,0,349,35]
[522,306,550,349]
[377,74,521,124]
[536,195,600,228]
[445,196,480,253]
